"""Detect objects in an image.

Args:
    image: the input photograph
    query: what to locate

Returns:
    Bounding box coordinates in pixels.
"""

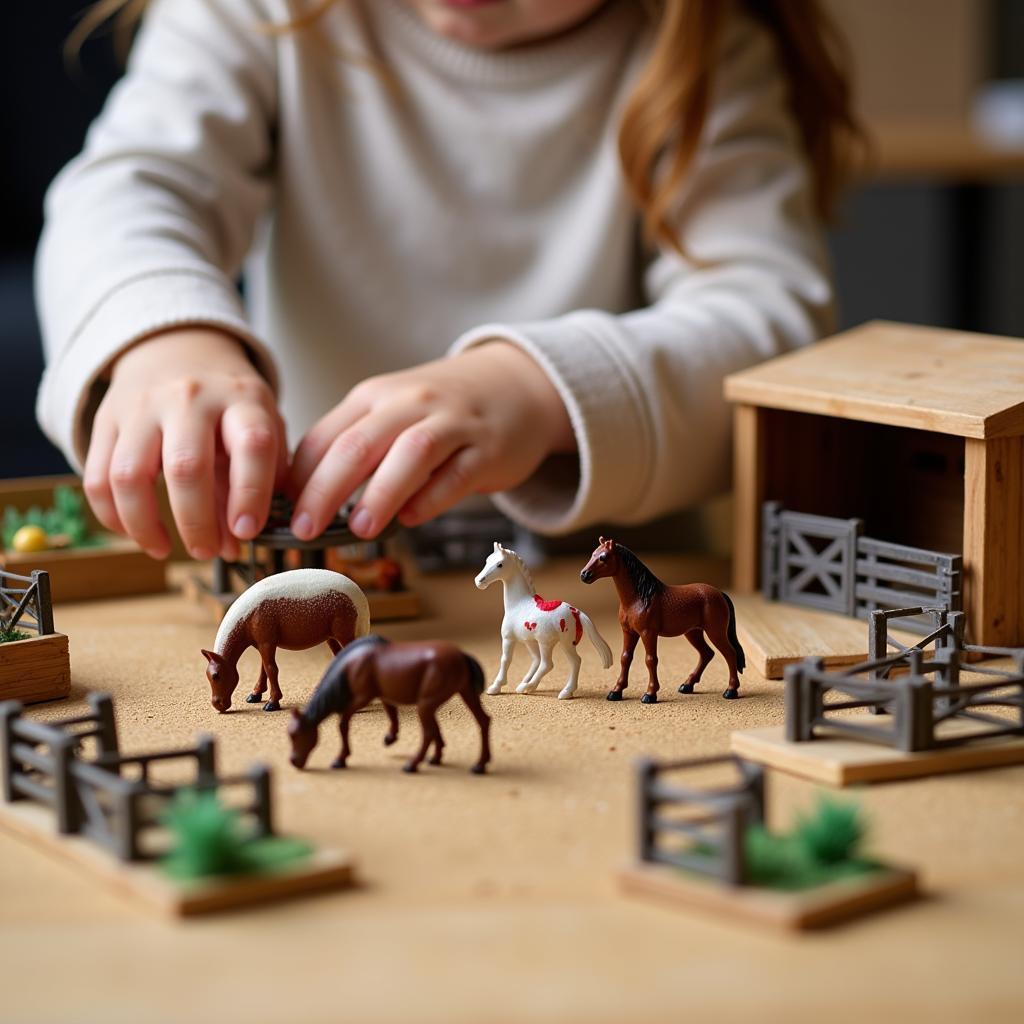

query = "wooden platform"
[731,724,1024,786]
[620,861,918,931]
[0,536,166,604]
[0,800,353,917]
[732,593,919,679]
[0,632,70,704]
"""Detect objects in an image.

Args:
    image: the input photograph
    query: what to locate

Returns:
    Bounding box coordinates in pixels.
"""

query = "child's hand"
[83,328,286,561]
[289,342,575,540]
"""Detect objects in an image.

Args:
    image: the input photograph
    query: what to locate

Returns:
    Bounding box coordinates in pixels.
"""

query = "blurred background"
[3,0,1023,487]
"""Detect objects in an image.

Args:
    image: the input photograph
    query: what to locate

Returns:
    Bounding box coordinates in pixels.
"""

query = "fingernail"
[292,512,313,539]
[234,514,256,538]
[349,507,373,536]
[190,546,215,561]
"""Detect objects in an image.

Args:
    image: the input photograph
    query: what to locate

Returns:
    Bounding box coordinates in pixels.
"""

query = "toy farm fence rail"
[761,503,962,633]
[0,569,54,636]
[785,607,1024,753]
[636,754,764,886]
[0,695,273,862]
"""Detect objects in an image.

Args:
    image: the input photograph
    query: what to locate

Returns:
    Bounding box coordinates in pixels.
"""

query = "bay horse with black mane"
[287,635,492,774]
[579,537,745,703]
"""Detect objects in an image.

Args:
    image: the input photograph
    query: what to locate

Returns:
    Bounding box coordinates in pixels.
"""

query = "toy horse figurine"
[287,635,491,774]
[202,568,369,713]
[475,543,612,699]
[579,538,745,703]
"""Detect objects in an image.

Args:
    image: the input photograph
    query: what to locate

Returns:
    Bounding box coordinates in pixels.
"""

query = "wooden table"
[1,555,1022,1022]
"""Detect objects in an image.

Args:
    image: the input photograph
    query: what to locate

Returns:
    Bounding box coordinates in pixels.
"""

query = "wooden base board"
[0,632,70,704]
[620,861,918,930]
[0,799,353,917]
[732,593,919,679]
[1,536,166,604]
[184,573,421,623]
[731,724,1024,786]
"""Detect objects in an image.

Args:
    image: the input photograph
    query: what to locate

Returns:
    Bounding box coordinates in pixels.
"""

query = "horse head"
[580,536,618,584]
[201,649,239,713]
[287,709,318,769]
[474,542,514,590]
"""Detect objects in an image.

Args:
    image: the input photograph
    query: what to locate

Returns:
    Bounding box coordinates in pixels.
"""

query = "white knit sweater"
[35,0,832,534]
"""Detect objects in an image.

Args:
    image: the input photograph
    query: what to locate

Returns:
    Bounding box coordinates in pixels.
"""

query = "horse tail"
[463,653,486,694]
[721,591,745,674]
[578,610,613,669]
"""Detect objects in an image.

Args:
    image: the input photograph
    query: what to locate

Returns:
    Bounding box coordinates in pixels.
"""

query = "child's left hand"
[288,342,575,540]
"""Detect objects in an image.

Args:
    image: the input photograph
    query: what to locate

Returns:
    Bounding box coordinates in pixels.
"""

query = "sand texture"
[0,553,1021,1023]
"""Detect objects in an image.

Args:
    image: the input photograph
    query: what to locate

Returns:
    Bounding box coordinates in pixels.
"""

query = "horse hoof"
[330,758,347,770]
[640,693,658,705]
[245,693,262,704]
[678,682,696,694]
[486,684,504,696]
[722,688,739,700]
[606,690,623,702]
[558,689,574,700]
[470,763,487,775]
[429,756,443,766]
[515,682,532,694]
[263,700,281,712]
[402,763,418,774]
[383,734,398,746]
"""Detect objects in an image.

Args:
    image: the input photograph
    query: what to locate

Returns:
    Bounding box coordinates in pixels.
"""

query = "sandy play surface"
[0,553,1022,1023]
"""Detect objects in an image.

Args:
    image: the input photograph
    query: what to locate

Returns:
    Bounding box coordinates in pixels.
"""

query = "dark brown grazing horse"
[579,537,745,703]
[287,635,492,774]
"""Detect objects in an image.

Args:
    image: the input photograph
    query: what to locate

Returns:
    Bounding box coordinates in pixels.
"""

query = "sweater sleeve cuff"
[450,312,652,535]
[35,268,280,472]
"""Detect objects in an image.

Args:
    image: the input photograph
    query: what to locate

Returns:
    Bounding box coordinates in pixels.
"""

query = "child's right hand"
[83,328,286,561]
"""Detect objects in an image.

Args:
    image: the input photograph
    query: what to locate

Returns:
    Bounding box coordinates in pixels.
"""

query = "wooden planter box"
[0,536,165,604]
[0,632,70,704]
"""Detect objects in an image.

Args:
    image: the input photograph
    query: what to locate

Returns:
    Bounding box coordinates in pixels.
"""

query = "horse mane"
[615,544,664,606]
[500,545,535,592]
[304,634,390,725]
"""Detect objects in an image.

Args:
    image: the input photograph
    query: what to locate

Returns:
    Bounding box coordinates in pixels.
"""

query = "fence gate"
[762,503,862,617]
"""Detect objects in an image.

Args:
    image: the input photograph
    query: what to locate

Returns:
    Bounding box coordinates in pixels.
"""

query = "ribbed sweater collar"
[369,0,644,88]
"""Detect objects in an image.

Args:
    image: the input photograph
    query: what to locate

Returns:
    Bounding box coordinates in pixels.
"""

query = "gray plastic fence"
[636,754,764,887]
[0,694,273,861]
[785,607,1024,753]
[0,569,55,636]
[762,503,962,633]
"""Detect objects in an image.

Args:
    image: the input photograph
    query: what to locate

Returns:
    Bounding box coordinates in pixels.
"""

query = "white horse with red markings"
[474,543,612,699]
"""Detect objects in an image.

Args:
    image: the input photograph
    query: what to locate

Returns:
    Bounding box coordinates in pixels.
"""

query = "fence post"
[195,735,217,786]
[115,788,141,861]
[845,519,863,618]
[868,610,888,683]
[722,801,745,887]
[784,664,806,741]
[31,571,54,636]
[746,762,765,827]
[88,693,120,764]
[52,734,80,835]
[636,759,657,864]
[0,702,23,803]
[249,764,273,837]
[761,502,781,601]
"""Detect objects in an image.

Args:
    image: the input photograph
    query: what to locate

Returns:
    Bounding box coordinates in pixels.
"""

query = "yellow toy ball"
[10,525,49,554]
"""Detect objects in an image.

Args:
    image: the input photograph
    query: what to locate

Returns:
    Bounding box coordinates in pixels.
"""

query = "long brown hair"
[69,0,862,251]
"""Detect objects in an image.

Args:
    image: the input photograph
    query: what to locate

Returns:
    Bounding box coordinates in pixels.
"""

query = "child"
[36,0,858,561]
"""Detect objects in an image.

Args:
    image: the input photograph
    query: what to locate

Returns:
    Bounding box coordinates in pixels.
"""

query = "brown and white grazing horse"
[580,537,745,703]
[202,568,370,713]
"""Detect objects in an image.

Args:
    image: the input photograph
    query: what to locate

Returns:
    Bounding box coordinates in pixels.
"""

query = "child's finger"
[290,406,418,540]
[82,415,125,535]
[213,454,240,562]
[397,448,483,527]
[220,403,280,541]
[108,417,171,558]
[160,409,220,560]
[289,392,373,494]
[350,417,465,537]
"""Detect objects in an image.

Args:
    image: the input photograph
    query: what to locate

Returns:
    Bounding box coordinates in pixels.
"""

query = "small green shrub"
[2,487,98,549]
[0,621,30,644]
[161,789,311,881]
[795,796,866,865]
